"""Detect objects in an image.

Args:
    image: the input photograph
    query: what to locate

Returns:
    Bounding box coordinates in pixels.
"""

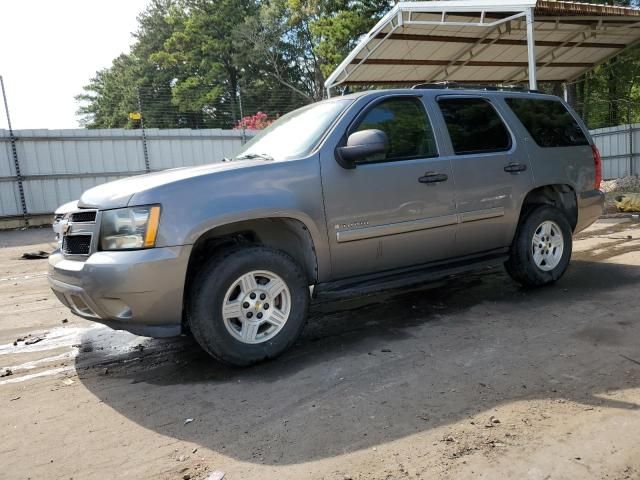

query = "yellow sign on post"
[129,112,142,121]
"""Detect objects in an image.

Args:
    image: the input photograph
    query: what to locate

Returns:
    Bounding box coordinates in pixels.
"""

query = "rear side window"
[353,96,438,163]
[505,98,589,148]
[437,97,511,155]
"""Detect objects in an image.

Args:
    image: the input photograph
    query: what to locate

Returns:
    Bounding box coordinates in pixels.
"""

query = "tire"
[505,205,573,287]
[188,246,309,366]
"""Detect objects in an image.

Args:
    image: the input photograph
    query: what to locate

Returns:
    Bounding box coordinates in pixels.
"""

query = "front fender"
[129,156,332,282]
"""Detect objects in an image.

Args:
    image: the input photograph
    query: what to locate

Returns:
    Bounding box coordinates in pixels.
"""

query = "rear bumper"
[48,245,192,338]
[575,189,605,233]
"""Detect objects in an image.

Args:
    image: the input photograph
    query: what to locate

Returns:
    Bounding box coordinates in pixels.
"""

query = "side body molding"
[336,207,505,243]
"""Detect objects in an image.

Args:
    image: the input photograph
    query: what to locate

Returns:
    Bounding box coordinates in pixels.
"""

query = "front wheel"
[188,246,309,366]
[505,205,573,287]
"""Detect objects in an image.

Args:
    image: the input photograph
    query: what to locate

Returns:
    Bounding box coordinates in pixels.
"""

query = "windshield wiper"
[235,153,274,161]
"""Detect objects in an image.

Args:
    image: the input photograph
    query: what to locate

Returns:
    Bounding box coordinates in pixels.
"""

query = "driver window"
[353,97,438,164]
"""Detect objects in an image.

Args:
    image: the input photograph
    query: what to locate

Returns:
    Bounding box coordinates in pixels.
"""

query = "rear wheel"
[505,205,572,287]
[188,246,309,366]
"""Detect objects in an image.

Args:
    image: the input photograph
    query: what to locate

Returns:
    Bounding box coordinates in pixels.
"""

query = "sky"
[0,0,148,130]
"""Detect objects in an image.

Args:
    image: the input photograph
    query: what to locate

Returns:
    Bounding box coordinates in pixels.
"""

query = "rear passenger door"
[433,96,534,257]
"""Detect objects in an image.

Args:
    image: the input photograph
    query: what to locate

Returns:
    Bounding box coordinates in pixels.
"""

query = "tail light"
[592,144,602,190]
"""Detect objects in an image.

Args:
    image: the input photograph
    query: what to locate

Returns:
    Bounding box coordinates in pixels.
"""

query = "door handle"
[419,172,448,184]
[504,163,528,174]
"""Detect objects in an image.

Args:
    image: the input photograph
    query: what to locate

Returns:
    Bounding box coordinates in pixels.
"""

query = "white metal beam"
[526,7,537,90]
[325,4,401,90]
[403,10,528,28]
[397,1,535,13]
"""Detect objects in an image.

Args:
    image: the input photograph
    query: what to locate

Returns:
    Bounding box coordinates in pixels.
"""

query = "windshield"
[236,99,352,160]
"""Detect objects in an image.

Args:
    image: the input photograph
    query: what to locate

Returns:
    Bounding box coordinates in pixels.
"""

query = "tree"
[77,0,397,128]
[79,0,640,131]
[151,0,260,128]
[76,54,139,128]
[76,0,185,128]
[132,0,188,128]
[571,0,640,128]
[243,0,393,101]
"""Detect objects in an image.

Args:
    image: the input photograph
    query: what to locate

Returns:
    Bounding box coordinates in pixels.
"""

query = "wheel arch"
[183,217,318,323]
[518,184,578,232]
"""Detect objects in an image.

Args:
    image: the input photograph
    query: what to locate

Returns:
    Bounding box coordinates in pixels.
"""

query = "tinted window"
[505,98,589,148]
[353,97,437,163]
[438,98,511,155]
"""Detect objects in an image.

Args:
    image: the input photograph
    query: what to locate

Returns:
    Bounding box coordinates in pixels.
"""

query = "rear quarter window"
[505,98,589,148]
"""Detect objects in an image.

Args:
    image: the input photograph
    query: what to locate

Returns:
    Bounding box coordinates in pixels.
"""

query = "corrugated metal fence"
[0,128,254,219]
[1,124,637,220]
[591,123,640,180]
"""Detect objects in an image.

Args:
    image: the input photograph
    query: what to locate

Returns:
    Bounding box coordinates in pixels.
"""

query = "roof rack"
[410,82,542,94]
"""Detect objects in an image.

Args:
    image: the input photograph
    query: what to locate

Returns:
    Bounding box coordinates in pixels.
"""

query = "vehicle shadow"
[75,259,640,466]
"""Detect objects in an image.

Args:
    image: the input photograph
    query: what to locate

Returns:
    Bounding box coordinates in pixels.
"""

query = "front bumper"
[575,189,605,233]
[48,245,192,338]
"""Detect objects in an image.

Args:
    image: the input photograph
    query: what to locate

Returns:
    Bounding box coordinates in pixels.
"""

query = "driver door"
[320,95,458,279]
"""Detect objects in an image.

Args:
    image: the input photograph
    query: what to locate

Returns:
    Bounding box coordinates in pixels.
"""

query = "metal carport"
[325,0,640,93]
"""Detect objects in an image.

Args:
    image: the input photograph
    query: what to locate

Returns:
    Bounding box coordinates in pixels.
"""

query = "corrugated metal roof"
[326,1,640,89]
[536,1,640,17]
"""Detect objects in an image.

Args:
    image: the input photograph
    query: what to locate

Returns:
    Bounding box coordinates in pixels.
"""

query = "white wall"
[0,128,255,217]
[591,123,640,180]
[2,123,636,218]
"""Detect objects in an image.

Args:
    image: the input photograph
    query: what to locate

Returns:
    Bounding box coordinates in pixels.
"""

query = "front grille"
[62,235,92,255]
[70,211,97,223]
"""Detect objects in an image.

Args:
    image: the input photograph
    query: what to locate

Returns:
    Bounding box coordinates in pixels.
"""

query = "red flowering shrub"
[235,112,274,130]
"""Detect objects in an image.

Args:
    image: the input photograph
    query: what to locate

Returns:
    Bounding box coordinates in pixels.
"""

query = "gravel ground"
[1,220,640,480]
[601,176,640,194]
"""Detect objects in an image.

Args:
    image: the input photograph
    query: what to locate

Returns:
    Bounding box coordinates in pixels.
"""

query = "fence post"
[137,88,151,172]
[237,85,247,145]
[1,75,29,227]
[629,102,634,177]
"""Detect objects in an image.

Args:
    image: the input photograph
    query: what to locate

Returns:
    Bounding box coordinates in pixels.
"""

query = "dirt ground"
[1,220,640,480]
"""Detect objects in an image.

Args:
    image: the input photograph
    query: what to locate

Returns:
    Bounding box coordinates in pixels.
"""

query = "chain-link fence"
[80,86,313,131]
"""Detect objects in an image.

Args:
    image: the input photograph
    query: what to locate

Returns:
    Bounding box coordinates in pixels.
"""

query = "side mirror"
[336,129,388,169]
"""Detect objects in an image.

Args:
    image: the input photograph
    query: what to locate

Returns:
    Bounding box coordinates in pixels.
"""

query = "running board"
[314,251,508,301]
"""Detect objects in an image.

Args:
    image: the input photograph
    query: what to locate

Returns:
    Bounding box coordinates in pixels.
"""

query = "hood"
[55,199,79,215]
[78,160,264,209]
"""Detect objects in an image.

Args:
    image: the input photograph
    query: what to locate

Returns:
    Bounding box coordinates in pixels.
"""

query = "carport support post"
[526,7,537,90]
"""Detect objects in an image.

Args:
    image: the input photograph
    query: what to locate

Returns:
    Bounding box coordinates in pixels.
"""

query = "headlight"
[100,205,161,250]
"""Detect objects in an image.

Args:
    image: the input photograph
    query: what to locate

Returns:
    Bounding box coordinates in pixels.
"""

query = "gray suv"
[49,88,604,366]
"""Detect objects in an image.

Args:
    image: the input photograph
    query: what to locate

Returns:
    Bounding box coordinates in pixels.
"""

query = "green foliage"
[308,1,392,80]
[573,46,640,129]
[78,0,640,131]
[568,0,640,129]
[77,0,393,128]
[76,54,139,129]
